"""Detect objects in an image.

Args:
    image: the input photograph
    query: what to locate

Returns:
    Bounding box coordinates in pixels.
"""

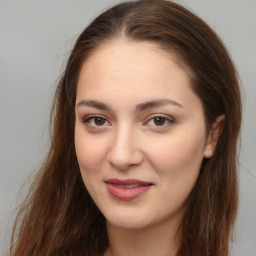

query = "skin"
[75,40,223,256]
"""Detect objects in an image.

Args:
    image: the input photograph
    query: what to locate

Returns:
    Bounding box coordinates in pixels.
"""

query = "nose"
[107,125,144,170]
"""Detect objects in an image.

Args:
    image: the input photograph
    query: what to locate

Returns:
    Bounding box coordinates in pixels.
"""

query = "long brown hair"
[10,1,242,255]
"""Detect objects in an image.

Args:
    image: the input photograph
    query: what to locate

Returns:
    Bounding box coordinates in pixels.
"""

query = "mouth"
[105,179,153,200]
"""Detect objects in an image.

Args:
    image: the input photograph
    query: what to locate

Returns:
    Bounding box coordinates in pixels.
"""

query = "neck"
[105,216,182,256]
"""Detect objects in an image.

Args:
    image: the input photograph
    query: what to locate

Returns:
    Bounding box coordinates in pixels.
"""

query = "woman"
[10,0,242,255]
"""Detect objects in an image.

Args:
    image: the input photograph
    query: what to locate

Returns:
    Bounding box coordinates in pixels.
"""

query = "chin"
[107,217,149,230]
[104,209,151,230]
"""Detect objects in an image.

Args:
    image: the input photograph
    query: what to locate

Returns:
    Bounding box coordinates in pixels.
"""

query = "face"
[75,41,214,230]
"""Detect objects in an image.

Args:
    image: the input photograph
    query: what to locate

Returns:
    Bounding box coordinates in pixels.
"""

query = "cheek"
[74,126,108,177]
[146,133,206,213]
[75,126,112,204]
[146,131,206,183]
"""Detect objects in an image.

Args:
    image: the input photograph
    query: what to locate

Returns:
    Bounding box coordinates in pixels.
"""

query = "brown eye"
[145,115,174,128]
[153,117,166,126]
[94,117,106,126]
[82,115,111,127]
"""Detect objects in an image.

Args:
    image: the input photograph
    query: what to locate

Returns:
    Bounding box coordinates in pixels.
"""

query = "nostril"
[107,148,144,170]
[107,129,144,169]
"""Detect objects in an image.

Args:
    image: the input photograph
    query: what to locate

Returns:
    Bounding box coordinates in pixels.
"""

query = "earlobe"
[204,114,225,158]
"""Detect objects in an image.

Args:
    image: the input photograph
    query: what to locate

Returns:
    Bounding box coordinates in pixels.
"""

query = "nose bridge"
[107,123,143,169]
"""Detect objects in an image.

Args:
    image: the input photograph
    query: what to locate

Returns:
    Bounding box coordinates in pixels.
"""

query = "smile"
[105,179,153,200]
[116,184,140,188]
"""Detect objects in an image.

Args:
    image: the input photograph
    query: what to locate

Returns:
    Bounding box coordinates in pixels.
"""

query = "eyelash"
[82,114,175,128]
[82,115,111,127]
[145,114,175,127]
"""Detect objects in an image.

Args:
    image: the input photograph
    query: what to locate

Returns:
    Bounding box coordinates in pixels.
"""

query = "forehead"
[78,41,188,87]
[76,40,201,112]
[82,40,189,77]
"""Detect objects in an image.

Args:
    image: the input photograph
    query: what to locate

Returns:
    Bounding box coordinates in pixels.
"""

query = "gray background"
[0,0,255,255]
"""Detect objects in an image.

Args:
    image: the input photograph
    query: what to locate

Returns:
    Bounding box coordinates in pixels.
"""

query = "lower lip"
[106,183,151,200]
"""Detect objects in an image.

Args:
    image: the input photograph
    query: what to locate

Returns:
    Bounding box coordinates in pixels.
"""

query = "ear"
[204,114,225,158]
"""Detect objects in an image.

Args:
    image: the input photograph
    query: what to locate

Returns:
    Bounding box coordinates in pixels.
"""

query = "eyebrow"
[76,100,111,111]
[76,99,183,111]
[136,99,183,111]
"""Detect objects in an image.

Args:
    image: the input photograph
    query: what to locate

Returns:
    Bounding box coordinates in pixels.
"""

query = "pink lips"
[105,179,152,200]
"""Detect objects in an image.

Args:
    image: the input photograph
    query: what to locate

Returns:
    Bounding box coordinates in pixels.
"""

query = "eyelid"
[81,113,175,129]
[82,114,112,127]
[144,114,175,127]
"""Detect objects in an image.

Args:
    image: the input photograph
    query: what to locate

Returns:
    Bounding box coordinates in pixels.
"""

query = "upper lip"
[105,179,153,186]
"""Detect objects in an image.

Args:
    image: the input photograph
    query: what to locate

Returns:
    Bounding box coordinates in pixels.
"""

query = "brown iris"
[94,117,106,126]
[154,117,165,126]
